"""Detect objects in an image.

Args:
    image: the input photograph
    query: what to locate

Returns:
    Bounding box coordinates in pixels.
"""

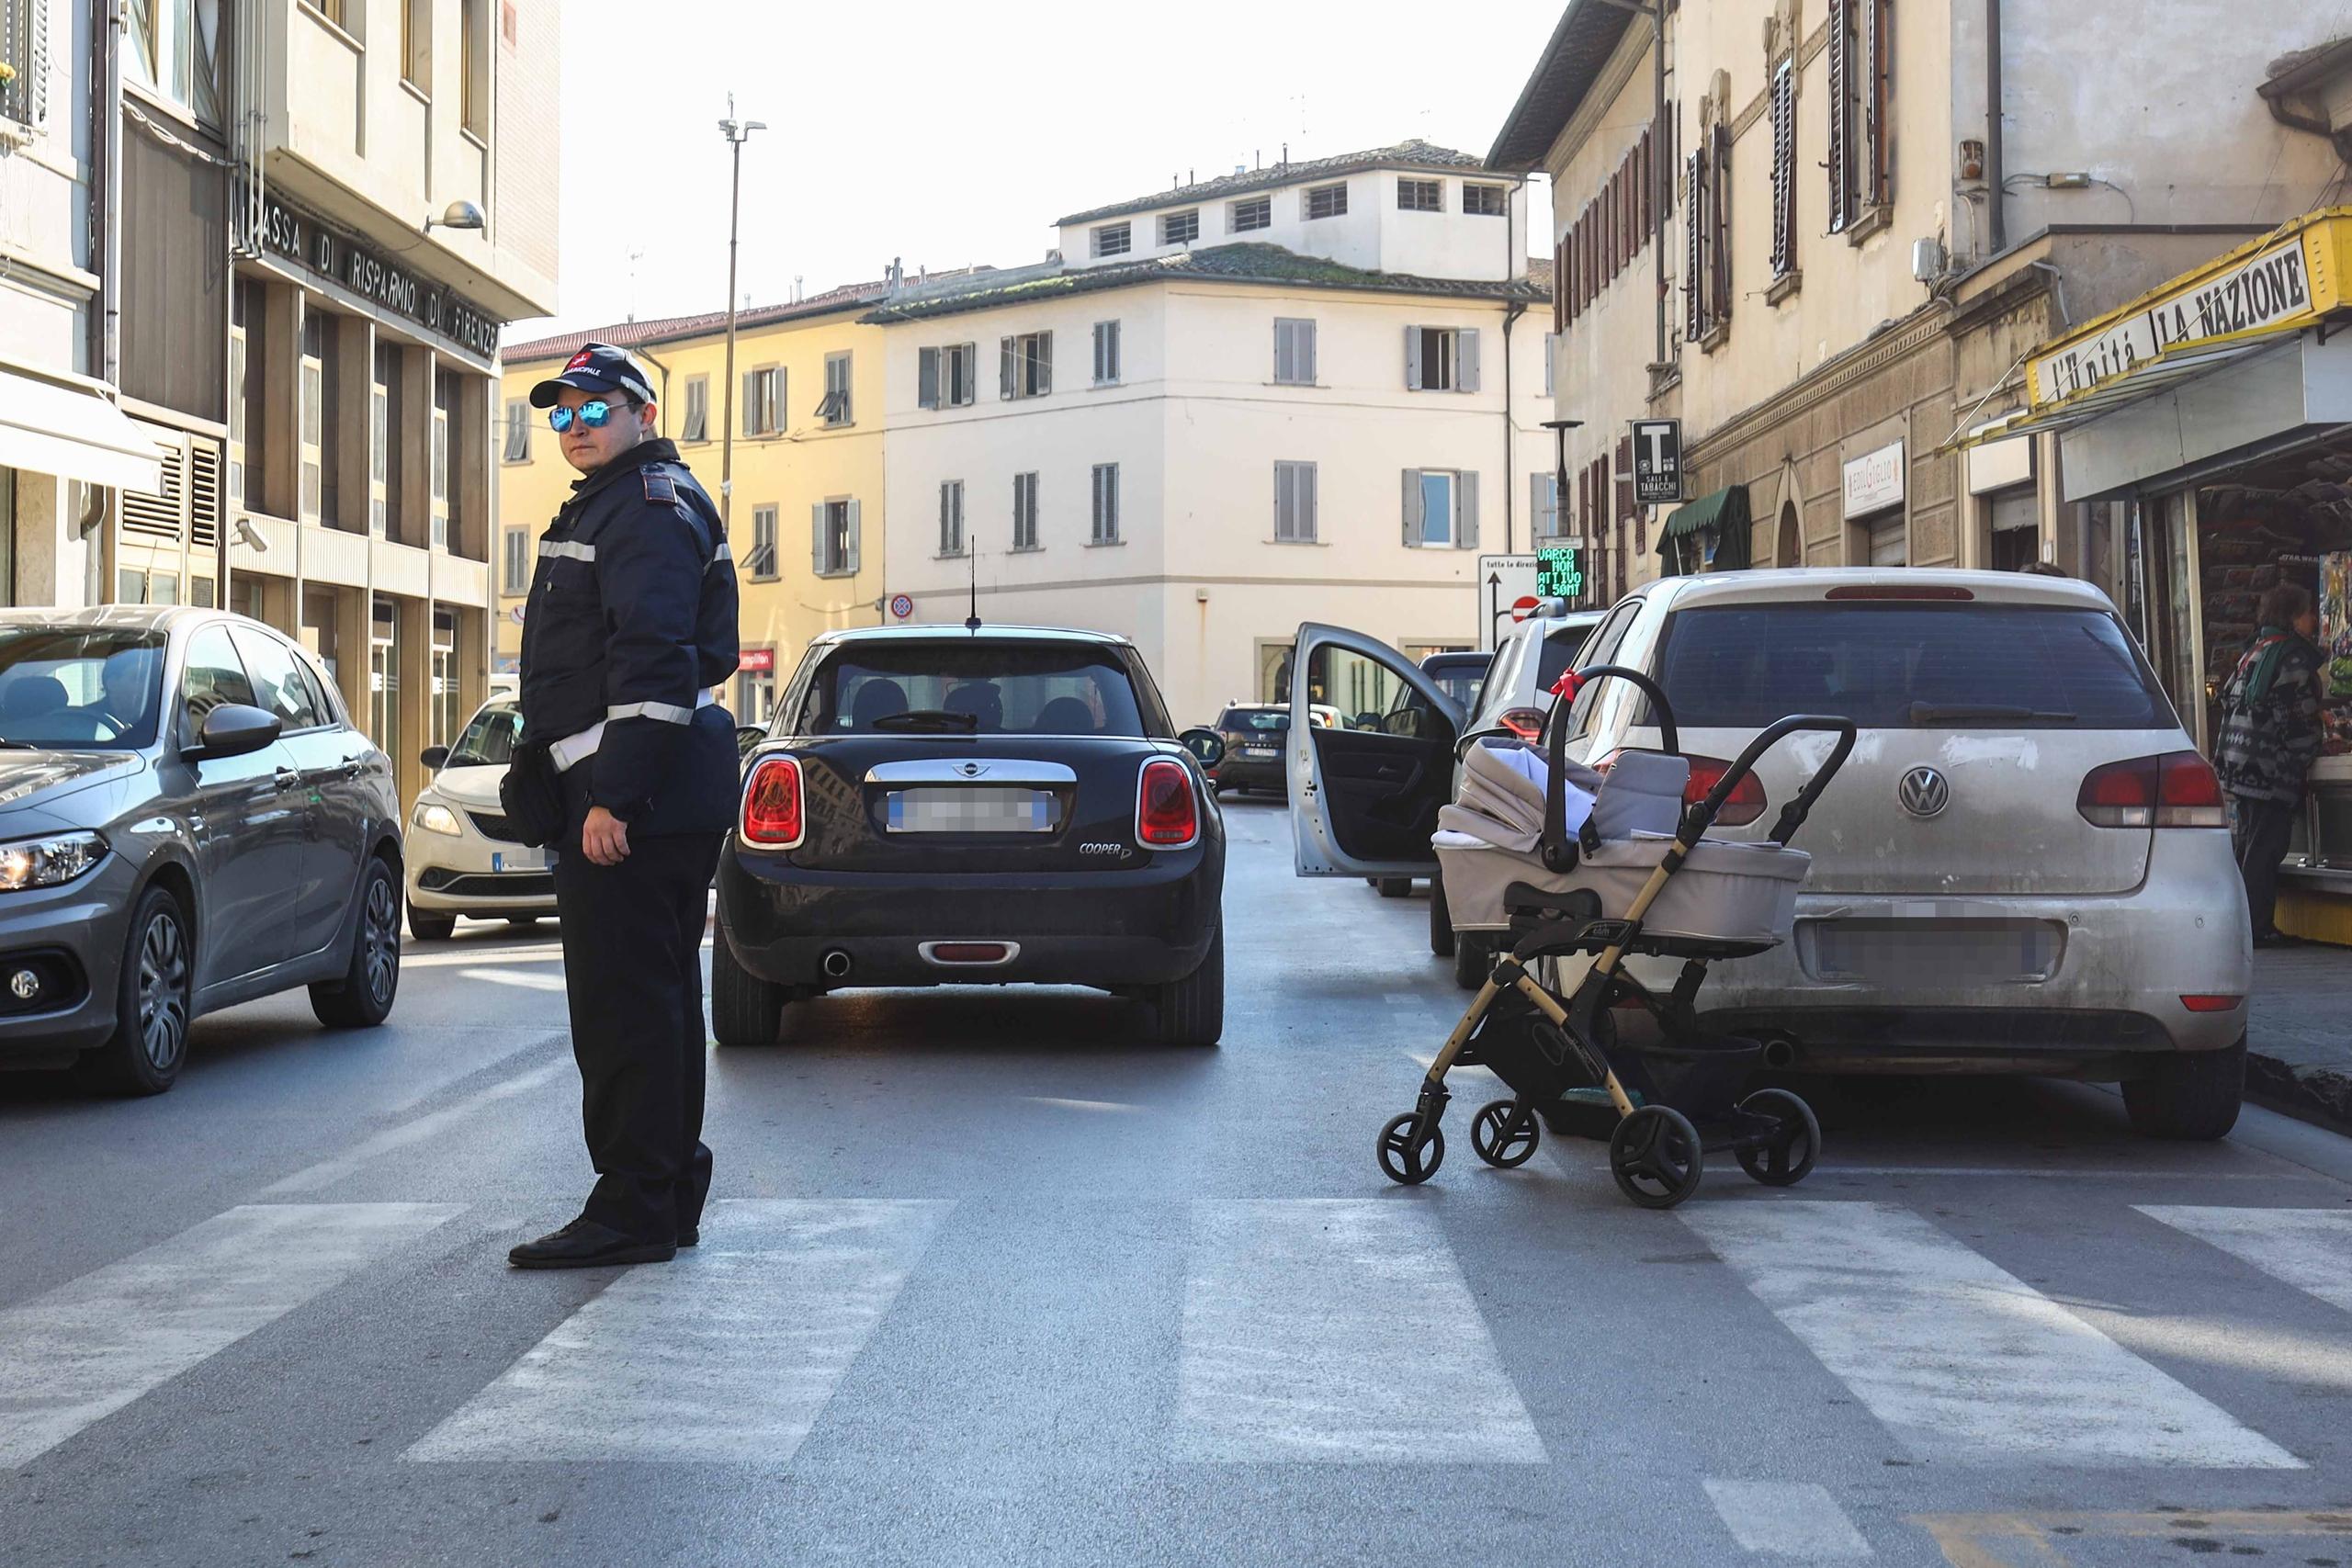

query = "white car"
[1289,569,2253,1139]
[405,699,558,940]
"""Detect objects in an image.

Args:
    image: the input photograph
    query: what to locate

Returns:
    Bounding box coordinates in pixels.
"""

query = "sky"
[511,0,1562,343]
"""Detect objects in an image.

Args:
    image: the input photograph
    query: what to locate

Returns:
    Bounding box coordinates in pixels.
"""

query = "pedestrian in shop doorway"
[2215,581,2324,949]
[507,344,741,1269]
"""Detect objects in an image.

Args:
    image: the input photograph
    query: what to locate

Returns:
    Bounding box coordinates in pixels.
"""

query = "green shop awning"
[1657,484,1753,572]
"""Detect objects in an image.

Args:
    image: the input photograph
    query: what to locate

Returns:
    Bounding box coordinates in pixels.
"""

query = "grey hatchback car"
[0,607,405,1094]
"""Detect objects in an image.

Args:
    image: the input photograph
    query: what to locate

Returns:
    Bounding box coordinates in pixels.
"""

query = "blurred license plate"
[887,787,1056,833]
[491,850,544,872]
[1807,920,2063,984]
[1241,745,1275,757]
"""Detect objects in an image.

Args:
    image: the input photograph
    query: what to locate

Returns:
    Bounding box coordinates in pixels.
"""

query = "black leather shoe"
[679,1226,699,1248]
[508,1218,677,1269]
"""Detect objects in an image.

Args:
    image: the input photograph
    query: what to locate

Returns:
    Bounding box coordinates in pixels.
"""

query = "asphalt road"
[5,795,2352,1567]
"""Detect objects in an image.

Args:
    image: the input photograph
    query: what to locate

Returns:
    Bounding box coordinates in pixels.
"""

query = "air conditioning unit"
[1912,237,1948,283]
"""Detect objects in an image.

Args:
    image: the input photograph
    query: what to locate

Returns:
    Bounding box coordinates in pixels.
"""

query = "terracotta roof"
[862,243,1548,324]
[1056,140,1496,227]
[502,279,895,364]
[1487,1,1643,172]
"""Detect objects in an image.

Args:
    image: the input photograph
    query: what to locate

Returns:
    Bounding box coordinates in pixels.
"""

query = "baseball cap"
[529,343,658,409]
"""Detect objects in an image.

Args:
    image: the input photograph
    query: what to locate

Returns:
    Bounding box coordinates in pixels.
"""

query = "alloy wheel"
[137,911,191,1073]
[362,876,400,1004]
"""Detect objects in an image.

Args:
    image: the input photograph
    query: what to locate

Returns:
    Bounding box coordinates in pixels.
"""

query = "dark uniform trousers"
[554,768,725,1243]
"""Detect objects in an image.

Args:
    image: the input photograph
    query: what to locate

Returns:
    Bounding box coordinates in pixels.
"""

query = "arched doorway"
[1777,502,1802,567]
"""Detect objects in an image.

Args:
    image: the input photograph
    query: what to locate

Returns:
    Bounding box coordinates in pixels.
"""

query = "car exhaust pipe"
[820,949,853,980]
[1759,1036,1799,1070]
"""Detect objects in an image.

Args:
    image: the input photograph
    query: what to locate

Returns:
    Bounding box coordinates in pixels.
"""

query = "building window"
[432,369,458,550]
[1827,0,1894,231]
[818,351,853,426]
[1012,471,1039,550]
[1532,473,1562,538]
[1686,126,1732,342]
[503,526,528,594]
[1274,461,1317,543]
[1230,195,1272,232]
[1769,60,1797,281]
[736,662,776,728]
[1091,463,1120,545]
[1092,320,1121,385]
[813,498,860,577]
[748,505,778,580]
[1397,178,1442,212]
[1406,326,1480,392]
[1403,468,1477,549]
[502,398,530,462]
[919,343,977,409]
[1306,182,1348,220]
[1159,209,1199,245]
[0,0,44,126]
[123,0,223,126]
[999,332,1052,400]
[430,609,460,750]
[1273,317,1317,385]
[368,596,399,760]
[1091,221,1131,259]
[299,307,325,524]
[743,366,783,435]
[372,344,401,539]
[681,376,708,442]
[1561,129,1657,331]
[459,0,489,136]
[938,479,965,557]
[1464,183,1510,217]
[401,0,430,92]
[228,277,262,511]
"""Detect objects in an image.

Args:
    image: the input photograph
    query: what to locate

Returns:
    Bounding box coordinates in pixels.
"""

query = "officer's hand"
[582,806,632,866]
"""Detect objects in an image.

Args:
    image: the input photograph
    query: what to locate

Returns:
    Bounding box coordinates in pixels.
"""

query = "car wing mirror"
[184,703,283,763]
[419,745,450,771]
[1176,727,1226,769]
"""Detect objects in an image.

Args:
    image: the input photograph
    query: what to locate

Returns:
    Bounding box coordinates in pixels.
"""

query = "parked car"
[1205,702,1337,796]
[1419,649,1493,716]
[714,625,1227,1046]
[406,698,558,940]
[1289,570,2252,1138]
[0,607,404,1095]
[1466,604,1606,744]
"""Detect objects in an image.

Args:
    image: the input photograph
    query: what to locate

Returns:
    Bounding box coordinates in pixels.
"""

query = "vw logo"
[1898,765,1951,819]
[957,761,986,779]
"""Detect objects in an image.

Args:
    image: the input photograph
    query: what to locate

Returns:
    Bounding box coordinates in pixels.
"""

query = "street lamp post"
[717,99,766,533]
[1542,418,1587,606]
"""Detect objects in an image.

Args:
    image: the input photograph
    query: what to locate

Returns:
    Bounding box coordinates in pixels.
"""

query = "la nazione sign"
[2028,215,2347,410]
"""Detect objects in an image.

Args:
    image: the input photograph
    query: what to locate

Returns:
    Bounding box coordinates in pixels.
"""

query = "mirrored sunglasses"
[548,399,628,434]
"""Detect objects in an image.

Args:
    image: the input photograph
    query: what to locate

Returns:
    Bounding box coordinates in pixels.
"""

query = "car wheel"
[73,885,194,1097]
[1429,868,1456,957]
[2121,1037,2245,1141]
[1148,924,1224,1046]
[1453,931,1490,990]
[310,858,401,1029]
[1377,877,1412,899]
[407,908,456,942]
[710,926,791,1047]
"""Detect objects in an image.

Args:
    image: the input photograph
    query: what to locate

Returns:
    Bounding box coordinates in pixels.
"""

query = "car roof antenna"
[965,533,982,632]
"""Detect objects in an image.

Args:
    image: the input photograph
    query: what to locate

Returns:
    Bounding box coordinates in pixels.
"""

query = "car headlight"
[413,803,464,837]
[0,830,107,891]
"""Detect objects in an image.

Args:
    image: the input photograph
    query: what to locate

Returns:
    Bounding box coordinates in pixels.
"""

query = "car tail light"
[1498,706,1548,742]
[2179,994,2244,1012]
[1596,750,1767,828]
[2075,751,2226,829]
[1137,758,1199,848]
[741,755,805,848]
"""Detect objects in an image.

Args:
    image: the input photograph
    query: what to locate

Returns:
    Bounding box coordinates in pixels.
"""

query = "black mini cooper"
[713,626,1227,1046]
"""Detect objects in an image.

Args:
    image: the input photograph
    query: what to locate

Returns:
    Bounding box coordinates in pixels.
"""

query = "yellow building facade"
[495,286,891,720]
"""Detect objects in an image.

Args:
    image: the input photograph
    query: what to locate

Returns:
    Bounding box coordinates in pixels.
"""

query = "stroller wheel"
[1608,1106,1704,1210]
[1734,1088,1821,1187]
[1376,1111,1446,1185]
[1471,1100,1541,1168]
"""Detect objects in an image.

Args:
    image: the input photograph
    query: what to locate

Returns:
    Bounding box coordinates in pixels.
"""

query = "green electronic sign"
[1536,546,1584,600]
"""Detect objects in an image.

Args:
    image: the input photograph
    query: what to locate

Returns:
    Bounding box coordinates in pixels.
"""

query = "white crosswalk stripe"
[2137,1206,2352,1315]
[0,1203,462,1471]
[403,1200,949,1465]
[1680,1201,2301,1469]
[1703,1479,1873,1558]
[1172,1199,1545,1464]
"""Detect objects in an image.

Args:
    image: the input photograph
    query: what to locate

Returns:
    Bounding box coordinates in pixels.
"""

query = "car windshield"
[1533,623,1602,694]
[1653,604,2175,729]
[807,644,1149,736]
[0,627,167,750]
[1424,662,1487,712]
[1218,708,1288,733]
[446,704,523,767]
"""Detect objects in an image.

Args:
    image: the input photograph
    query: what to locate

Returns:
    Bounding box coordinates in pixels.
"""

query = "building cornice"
[1685,299,1952,465]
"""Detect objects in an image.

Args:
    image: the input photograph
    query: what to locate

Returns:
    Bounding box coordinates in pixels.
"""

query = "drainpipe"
[632,344,673,439]
[1984,0,2006,254]
[1653,3,1668,376]
[1503,299,1522,555]
[95,1,122,395]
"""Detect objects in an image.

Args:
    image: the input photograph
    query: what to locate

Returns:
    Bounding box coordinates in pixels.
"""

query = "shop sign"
[258,196,502,360]
[2029,234,2317,409]
[1842,441,1905,519]
[1629,419,1683,504]
[739,648,775,674]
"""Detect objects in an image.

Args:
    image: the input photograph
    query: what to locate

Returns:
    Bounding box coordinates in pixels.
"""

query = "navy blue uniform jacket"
[519,437,741,837]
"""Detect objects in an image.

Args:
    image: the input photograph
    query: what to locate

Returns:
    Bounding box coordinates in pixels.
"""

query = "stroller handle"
[1539,665,1679,872]
[1690,714,1860,847]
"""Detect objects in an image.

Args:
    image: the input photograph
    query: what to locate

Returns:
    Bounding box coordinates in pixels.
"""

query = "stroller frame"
[1379,666,1858,1208]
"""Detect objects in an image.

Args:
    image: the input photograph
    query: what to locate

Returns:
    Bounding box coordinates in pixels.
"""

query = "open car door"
[1287,624,1464,877]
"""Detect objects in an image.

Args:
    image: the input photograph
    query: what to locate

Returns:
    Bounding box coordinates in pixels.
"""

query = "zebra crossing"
[5,1193,2350,1543]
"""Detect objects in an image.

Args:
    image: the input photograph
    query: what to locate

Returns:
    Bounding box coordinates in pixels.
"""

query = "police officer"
[508,344,741,1269]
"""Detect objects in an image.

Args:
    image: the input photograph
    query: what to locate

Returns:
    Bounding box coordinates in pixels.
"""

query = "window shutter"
[1000,338,1016,400]
[1274,463,1290,538]
[1826,0,1852,232]
[1272,321,1292,384]
[1713,126,1734,324]
[1770,61,1794,277]
[918,346,939,409]
[1036,331,1053,396]
[1532,474,1547,538]
[1456,329,1481,393]
[1402,468,1421,547]
[808,502,824,572]
[1685,151,1704,340]
[1457,472,1479,550]
[1866,0,1891,205]
[845,500,862,576]
[1298,321,1316,383]
[1554,233,1568,332]
[742,372,759,434]
[1404,326,1422,390]
[1299,464,1317,541]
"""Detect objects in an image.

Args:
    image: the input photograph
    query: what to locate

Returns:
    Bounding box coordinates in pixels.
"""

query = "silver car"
[1288,570,2251,1139]
[408,698,559,940]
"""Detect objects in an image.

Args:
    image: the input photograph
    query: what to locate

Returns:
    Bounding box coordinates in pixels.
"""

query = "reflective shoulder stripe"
[708,540,732,571]
[539,540,596,563]
[607,701,695,725]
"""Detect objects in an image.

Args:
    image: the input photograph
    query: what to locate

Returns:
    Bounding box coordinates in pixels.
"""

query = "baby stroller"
[1377,666,1856,1209]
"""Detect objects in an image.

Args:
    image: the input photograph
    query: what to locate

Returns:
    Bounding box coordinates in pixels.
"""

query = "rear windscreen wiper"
[1907,703,2076,724]
[869,710,981,733]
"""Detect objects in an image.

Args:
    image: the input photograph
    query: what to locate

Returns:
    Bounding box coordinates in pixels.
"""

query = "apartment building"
[872,141,1557,726]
